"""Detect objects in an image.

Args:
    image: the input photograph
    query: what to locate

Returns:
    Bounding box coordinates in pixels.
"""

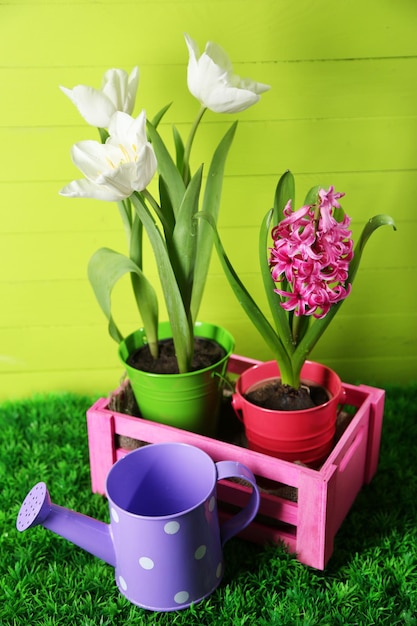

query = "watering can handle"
[215,461,260,546]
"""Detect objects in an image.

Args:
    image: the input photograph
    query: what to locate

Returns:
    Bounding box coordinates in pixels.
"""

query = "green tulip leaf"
[190,122,237,322]
[131,192,193,372]
[172,125,190,183]
[146,121,186,218]
[150,102,172,130]
[87,247,159,352]
[171,165,203,311]
[196,210,293,379]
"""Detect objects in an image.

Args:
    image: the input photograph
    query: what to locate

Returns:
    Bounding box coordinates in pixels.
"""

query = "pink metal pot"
[232,360,345,467]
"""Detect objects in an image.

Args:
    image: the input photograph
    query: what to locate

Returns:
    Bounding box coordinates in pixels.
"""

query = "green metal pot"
[118,321,235,436]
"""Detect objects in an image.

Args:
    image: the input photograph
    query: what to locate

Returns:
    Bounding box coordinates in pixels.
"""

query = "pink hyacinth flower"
[269,186,353,318]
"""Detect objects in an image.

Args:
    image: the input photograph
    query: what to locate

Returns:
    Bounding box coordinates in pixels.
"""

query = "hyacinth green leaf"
[87,247,159,352]
[190,122,237,322]
[171,165,203,311]
[348,214,397,284]
[273,169,295,225]
[196,210,294,381]
[271,170,295,300]
[304,184,321,206]
[131,192,193,373]
[259,208,294,355]
[292,213,397,376]
[333,205,346,223]
[146,121,186,217]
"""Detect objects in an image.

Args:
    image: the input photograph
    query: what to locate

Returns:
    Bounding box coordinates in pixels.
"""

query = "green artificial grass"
[1,385,417,625]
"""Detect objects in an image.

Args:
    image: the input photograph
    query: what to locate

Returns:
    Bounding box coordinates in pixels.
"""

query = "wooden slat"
[0,213,404,283]
[0,312,413,372]
[2,117,417,183]
[1,170,414,234]
[0,266,412,330]
[2,0,417,67]
[3,57,417,128]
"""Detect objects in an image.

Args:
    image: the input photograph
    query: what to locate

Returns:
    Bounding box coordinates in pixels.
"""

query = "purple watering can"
[16,442,260,612]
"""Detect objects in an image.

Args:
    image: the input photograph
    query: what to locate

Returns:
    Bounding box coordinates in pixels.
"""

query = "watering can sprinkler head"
[16,482,52,531]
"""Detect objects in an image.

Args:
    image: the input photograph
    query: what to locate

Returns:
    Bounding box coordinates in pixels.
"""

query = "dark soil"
[126,336,226,374]
[245,380,330,411]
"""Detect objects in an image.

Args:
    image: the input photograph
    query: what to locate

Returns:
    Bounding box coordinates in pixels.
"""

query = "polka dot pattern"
[174,591,190,605]
[139,557,154,570]
[164,521,180,535]
[194,545,207,560]
[110,492,225,609]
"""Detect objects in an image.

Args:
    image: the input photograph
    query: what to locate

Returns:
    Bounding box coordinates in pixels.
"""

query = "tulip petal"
[60,66,139,128]
[59,178,125,202]
[107,110,147,149]
[60,85,115,127]
[204,40,233,74]
[98,144,157,194]
[98,163,140,197]
[237,76,271,95]
[70,141,119,181]
[184,33,270,113]
[101,67,139,115]
[203,86,260,113]
[132,143,158,190]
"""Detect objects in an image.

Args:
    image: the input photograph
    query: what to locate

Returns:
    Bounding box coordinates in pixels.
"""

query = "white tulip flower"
[60,67,140,128]
[185,34,270,113]
[59,110,157,201]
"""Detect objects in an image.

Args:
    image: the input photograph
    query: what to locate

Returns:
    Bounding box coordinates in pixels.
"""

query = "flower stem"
[291,313,302,345]
[182,106,207,185]
[117,199,133,247]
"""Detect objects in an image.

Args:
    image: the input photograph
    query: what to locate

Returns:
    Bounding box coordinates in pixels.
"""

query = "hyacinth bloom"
[59,110,157,202]
[200,169,395,388]
[60,67,139,128]
[185,33,270,113]
[269,188,354,319]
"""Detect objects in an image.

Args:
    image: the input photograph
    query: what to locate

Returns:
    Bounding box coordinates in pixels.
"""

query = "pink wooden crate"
[86,354,385,570]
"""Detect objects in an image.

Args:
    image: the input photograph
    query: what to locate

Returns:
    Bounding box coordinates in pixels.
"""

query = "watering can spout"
[16,482,116,567]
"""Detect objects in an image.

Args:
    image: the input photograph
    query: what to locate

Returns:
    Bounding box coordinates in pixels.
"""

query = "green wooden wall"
[0,0,415,401]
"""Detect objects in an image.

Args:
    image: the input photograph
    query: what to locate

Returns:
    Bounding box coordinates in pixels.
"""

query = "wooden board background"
[0,0,416,400]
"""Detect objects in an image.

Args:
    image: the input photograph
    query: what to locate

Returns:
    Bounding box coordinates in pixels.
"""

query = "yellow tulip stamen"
[105,158,116,170]
[119,144,132,163]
